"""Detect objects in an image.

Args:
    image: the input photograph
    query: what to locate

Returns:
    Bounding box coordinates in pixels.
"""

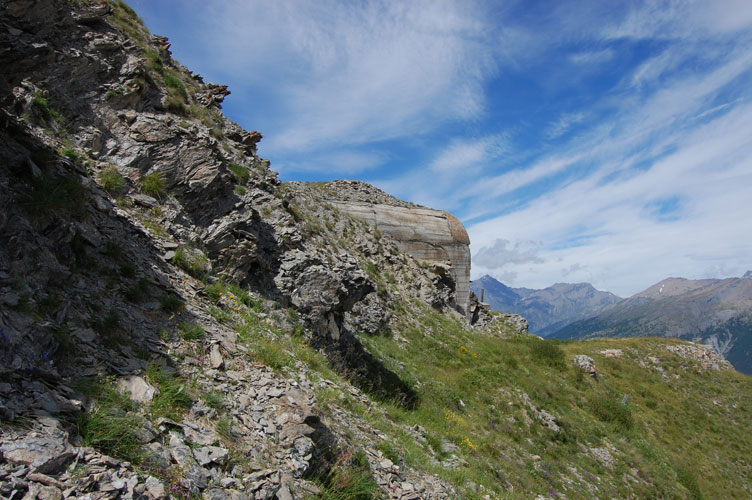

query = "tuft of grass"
[158,328,171,342]
[228,163,250,185]
[113,0,138,19]
[140,172,166,199]
[142,219,167,238]
[99,166,125,194]
[74,377,144,464]
[22,174,86,219]
[119,262,136,278]
[315,448,380,500]
[203,391,224,411]
[246,336,291,371]
[163,92,186,113]
[675,463,703,500]
[204,281,225,302]
[215,414,233,441]
[228,284,263,311]
[103,240,124,260]
[208,305,232,324]
[145,364,193,420]
[62,147,80,162]
[51,325,76,359]
[105,89,123,100]
[589,393,634,431]
[124,277,150,303]
[178,321,204,340]
[234,185,246,196]
[158,294,184,312]
[30,91,59,123]
[163,73,183,90]
[172,247,208,279]
[528,339,566,369]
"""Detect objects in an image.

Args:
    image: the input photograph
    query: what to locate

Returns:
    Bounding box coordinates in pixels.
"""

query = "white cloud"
[276,150,386,176]
[200,0,499,154]
[470,100,752,296]
[569,49,614,65]
[429,136,507,173]
[601,0,752,40]
[545,112,585,138]
[474,239,544,269]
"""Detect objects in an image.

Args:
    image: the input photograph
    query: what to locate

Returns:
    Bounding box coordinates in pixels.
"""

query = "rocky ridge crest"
[0,1,487,498]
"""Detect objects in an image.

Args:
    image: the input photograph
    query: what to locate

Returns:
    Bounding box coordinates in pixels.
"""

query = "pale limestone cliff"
[329,200,471,312]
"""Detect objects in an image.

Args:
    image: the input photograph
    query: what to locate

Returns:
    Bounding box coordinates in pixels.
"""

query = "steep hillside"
[471,275,622,336]
[1,2,751,500]
[552,275,752,374]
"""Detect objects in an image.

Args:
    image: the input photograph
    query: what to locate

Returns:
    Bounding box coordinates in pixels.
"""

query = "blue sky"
[129,0,752,297]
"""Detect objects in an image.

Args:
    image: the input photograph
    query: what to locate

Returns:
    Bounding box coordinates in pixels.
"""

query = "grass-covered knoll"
[342,302,752,499]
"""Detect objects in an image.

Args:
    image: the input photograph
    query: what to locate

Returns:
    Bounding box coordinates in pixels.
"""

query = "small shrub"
[105,89,123,100]
[158,294,184,312]
[234,185,246,196]
[178,321,203,340]
[140,172,166,199]
[228,163,250,185]
[99,166,125,194]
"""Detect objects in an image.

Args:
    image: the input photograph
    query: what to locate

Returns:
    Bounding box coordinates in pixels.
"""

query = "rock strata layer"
[330,201,471,311]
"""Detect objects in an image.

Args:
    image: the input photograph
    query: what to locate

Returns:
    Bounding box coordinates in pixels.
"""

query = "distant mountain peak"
[470,275,621,336]
[634,277,720,299]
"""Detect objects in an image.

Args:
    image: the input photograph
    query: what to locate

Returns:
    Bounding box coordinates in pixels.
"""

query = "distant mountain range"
[474,273,752,375]
[551,274,752,374]
[469,275,622,336]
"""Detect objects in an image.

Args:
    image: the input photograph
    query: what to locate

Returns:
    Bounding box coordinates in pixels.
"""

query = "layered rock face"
[330,201,471,311]
[320,180,471,312]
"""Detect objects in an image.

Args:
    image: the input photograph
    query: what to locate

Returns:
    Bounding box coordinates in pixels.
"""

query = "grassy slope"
[346,302,752,499]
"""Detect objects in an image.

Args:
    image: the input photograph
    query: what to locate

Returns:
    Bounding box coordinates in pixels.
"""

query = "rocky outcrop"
[0,2,465,498]
[329,200,471,312]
